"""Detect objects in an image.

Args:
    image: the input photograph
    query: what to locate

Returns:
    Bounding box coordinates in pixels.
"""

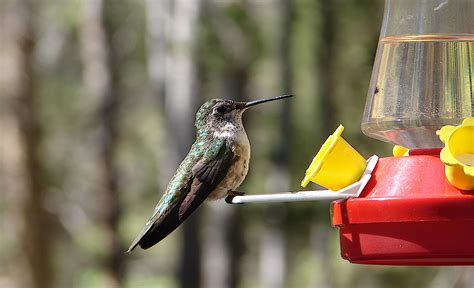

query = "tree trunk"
[145,0,170,105]
[260,1,293,287]
[318,0,337,134]
[259,223,286,288]
[80,0,125,286]
[11,0,53,287]
[162,1,202,287]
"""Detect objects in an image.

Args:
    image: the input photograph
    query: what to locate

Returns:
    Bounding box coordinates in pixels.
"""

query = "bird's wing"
[127,138,234,252]
[179,140,234,218]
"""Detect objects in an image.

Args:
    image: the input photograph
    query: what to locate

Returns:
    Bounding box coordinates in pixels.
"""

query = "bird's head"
[195,95,293,138]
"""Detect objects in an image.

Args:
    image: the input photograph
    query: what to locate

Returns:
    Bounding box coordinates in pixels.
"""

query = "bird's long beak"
[243,94,293,109]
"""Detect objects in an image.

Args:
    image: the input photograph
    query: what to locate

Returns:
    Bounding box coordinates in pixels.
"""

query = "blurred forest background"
[2,0,474,287]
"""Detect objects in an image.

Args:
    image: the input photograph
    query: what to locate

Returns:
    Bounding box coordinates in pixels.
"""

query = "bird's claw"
[225,191,245,204]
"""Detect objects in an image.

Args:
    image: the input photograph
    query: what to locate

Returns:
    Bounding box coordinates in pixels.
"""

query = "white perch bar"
[231,190,355,204]
[230,155,378,204]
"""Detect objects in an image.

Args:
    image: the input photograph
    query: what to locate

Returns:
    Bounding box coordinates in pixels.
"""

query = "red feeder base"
[331,149,474,265]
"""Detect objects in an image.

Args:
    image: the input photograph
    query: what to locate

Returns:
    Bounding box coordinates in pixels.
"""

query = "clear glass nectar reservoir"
[362,0,474,148]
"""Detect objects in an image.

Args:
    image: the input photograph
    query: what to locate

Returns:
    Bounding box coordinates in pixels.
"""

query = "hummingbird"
[127,94,293,252]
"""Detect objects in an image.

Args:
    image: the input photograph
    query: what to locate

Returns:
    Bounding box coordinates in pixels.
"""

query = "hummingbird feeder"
[333,0,474,265]
[231,0,474,265]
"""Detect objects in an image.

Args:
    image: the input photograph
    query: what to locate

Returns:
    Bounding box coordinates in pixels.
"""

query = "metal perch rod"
[228,155,378,204]
[230,190,356,204]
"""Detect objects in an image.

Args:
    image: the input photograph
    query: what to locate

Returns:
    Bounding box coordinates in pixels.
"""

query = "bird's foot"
[225,191,245,204]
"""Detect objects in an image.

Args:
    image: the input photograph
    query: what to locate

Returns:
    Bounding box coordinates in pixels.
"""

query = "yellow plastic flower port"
[393,145,409,157]
[437,117,474,190]
[301,125,367,191]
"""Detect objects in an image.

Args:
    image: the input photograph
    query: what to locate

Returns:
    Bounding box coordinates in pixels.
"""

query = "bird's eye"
[215,105,228,114]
